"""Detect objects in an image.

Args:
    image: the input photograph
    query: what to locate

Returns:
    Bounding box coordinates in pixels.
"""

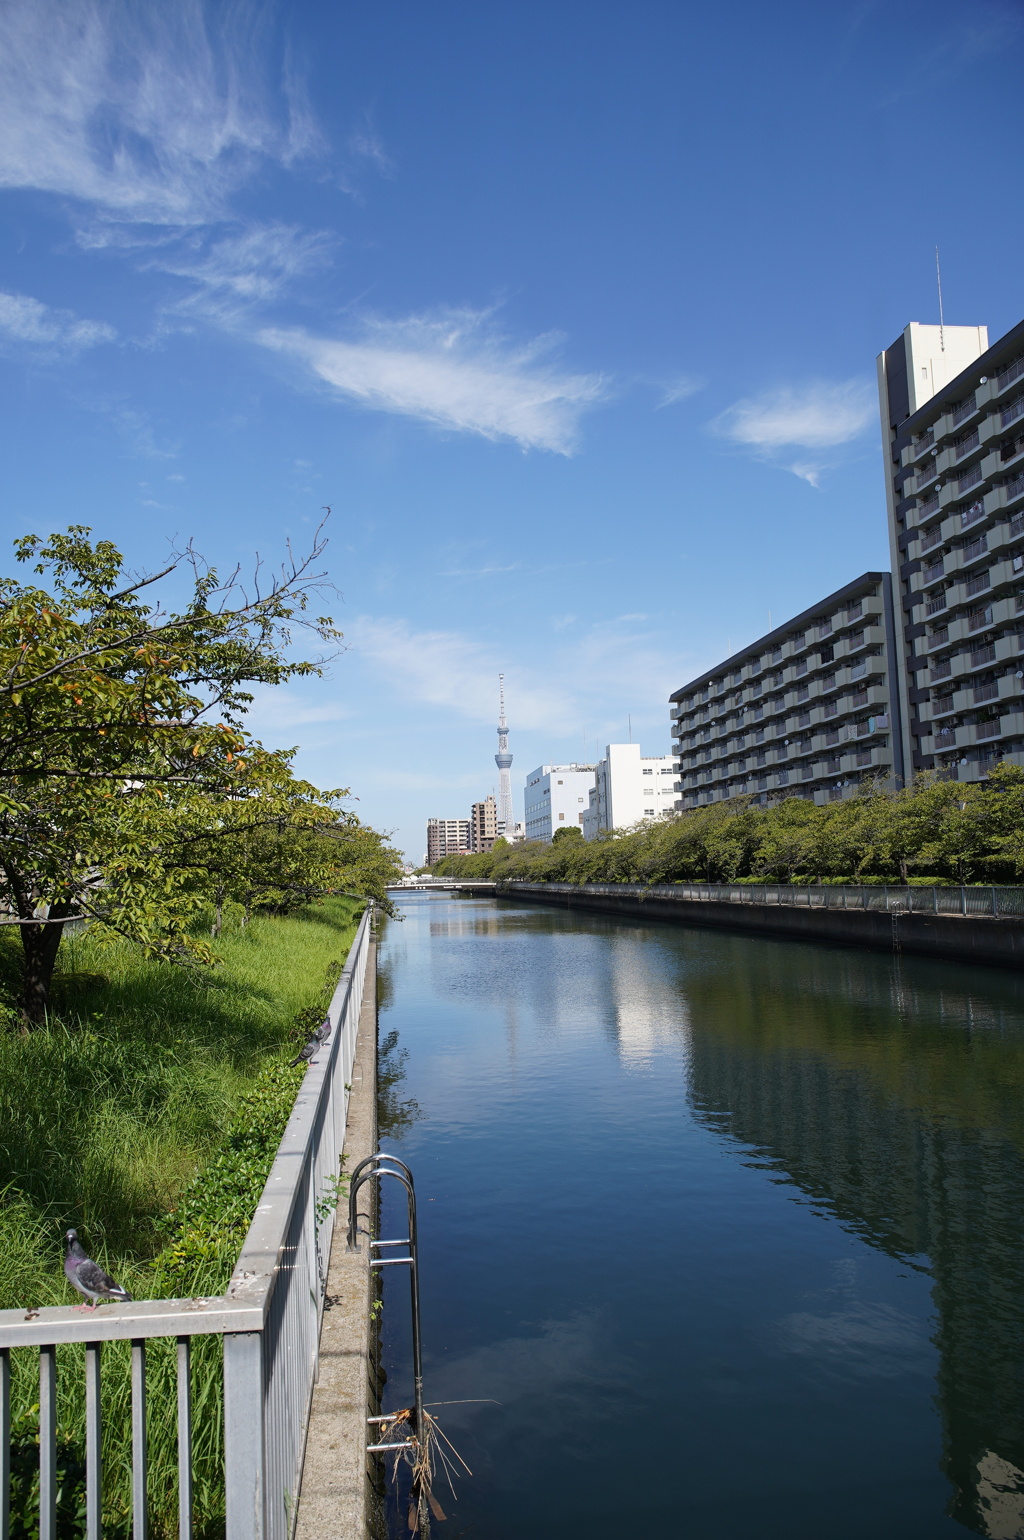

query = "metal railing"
[0,906,373,1540]
[505,881,1024,917]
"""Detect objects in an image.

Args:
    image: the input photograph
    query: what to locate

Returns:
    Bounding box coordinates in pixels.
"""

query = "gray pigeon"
[314,1016,332,1045]
[64,1230,132,1310]
[290,1039,317,1067]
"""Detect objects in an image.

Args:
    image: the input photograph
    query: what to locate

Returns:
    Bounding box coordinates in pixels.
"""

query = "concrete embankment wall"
[500,884,1024,969]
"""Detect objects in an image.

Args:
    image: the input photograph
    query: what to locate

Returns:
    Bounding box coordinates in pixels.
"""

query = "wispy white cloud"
[152,221,336,311]
[437,563,521,579]
[351,617,571,730]
[351,612,686,741]
[0,0,317,224]
[0,290,115,352]
[712,379,875,485]
[715,380,875,450]
[657,374,703,407]
[257,307,606,453]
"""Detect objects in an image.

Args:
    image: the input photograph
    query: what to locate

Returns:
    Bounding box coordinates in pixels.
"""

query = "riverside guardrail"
[505,881,1024,916]
[0,904,372,1540]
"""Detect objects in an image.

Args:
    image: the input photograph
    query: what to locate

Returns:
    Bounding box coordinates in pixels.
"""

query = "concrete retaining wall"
[501,884,1024,968]
[295,937,378,1540]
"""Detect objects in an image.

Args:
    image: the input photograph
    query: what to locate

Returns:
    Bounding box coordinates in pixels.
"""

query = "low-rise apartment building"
[878,317,1024,782]
[426,817,471,864]
[670,573,904,809]
[582,744,678,837]
[523,763,596,841]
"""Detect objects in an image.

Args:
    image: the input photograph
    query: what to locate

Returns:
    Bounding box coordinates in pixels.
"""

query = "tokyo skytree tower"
[495,674,514,833]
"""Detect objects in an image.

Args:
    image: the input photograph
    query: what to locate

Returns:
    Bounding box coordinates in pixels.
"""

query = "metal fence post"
[39,1344,56,1540]
[224,1332,265,1540]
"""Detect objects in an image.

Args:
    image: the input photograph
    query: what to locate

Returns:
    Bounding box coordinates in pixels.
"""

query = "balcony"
[998,355,1024,393]
[960,499,986,529]
[931,658,952,680]
[917,493,941,521]
[912,430,934,459]
[921,524,944,552]
[954,428,980,458]
[926,592,948,616]
[957,464,983,494]
[952,395,978,427]
[916,460,940,489]
[1005,470,1024,505]
[974,680,999,704]
[971,642,997,668]
[965,570,991,597]
[976,717,1002,739]
[962,534,988,564]
[922,559,945,585]
[1002,396,1024,429]
[969,605,995,631]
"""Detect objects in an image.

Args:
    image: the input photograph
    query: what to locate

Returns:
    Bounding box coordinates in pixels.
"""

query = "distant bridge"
[386,880,497,893]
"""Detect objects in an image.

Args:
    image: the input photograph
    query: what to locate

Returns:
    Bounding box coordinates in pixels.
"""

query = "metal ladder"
[347,1152,424,1454]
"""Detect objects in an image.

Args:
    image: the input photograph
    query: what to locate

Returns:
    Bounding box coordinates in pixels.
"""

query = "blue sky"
[2,0,1023,860]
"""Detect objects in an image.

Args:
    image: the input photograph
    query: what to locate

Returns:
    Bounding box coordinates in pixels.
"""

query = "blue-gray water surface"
[376,893,1024,1538]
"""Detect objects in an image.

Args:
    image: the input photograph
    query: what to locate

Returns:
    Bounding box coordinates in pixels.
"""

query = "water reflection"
[382,895,1024,1537]
[683,936,1024,1536]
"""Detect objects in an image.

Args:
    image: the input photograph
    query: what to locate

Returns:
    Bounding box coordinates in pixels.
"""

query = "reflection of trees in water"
[683,938,1024,1536]
[377,1029,421,1141]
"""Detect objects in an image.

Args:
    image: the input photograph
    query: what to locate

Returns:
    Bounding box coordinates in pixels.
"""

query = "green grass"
[0,896,364,1537]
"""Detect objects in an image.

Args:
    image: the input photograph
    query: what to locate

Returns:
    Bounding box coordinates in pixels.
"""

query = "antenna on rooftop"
[936,246,945,351]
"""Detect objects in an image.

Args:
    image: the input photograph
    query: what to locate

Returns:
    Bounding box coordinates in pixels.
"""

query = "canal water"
[376,893,1024,1539]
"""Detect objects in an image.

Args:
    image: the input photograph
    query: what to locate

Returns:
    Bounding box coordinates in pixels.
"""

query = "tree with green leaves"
[0,523,398,1024]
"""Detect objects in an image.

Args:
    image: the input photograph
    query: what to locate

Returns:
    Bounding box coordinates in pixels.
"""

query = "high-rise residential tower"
[877,317,1024,783]
[495,674,514,834]
[471,795,498,853]
[425,818,471,865]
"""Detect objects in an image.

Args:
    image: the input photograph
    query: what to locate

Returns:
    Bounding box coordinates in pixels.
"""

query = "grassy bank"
[0,896,363,1536]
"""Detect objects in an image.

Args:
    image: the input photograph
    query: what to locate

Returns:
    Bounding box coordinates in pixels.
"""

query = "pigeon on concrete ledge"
[64,1230,132,1310]
[290,1040,317,1067]
[314,1016,332,1044]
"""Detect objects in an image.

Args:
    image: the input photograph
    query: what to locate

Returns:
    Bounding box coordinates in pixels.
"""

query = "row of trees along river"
[0,522,403,1025]
[432,766,1024,888]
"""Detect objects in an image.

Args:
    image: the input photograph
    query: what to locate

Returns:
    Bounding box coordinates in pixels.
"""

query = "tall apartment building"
[523,763,596,841]
[582,743,679,837]
[425,817,471,865]
[878,318,1024,783]
[470,795,498,853]
[670,573,903,809]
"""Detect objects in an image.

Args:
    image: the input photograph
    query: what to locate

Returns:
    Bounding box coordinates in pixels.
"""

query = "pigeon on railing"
[314,1016,332,1044]
[290,1039,318,1067]
[64,1230,133,1311]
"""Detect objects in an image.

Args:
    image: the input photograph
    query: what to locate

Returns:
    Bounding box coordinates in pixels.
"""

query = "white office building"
[523,763,596,842]
[582,744,679,838]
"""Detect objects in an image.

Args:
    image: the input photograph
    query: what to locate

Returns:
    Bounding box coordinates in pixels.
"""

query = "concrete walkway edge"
[294,936,378,1540]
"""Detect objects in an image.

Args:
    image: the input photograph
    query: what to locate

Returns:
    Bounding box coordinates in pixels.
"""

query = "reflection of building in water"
[606,935,690,1065]
[683,940,1024,1537]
